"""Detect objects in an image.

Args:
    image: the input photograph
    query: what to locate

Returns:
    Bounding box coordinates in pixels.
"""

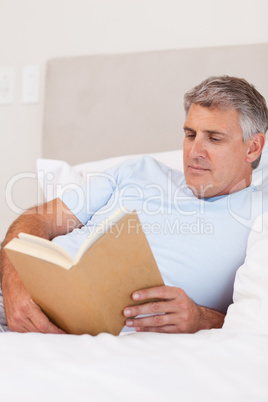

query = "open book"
[4,210,164,335]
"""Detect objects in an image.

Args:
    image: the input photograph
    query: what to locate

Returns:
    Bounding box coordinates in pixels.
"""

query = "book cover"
[5,211,164,335]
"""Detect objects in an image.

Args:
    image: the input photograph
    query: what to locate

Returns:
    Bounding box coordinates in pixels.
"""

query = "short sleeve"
[60,170,117,225]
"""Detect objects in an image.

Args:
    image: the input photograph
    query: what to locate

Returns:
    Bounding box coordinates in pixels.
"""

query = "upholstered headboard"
[43,43,268,165]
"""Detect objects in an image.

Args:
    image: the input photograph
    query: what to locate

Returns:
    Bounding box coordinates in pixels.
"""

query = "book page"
[74,208,129,264]
[18,233,72,259]
[6,233,74,269]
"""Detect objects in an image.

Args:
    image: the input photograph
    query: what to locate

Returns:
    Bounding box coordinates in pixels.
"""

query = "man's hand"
[123,286,225,333]
[1,269,65,334]
[0,198,82,333]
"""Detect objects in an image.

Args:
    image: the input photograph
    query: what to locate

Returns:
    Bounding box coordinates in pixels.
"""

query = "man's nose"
[188,137,207,159]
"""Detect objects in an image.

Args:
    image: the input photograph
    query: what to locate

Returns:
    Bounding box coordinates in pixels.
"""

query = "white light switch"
[22,65,40,104]
[0,68,15,105]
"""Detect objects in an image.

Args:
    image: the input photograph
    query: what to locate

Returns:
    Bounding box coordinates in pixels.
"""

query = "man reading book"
[1,76,268,334]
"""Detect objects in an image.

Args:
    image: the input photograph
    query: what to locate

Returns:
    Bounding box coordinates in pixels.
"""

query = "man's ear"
[245,133,266,164]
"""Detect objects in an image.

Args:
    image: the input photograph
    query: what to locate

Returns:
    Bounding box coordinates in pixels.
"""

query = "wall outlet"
[0,68,15,105]
[22,65,40,104]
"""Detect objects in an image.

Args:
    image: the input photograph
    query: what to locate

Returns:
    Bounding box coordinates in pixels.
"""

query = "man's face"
[183,104,253,198]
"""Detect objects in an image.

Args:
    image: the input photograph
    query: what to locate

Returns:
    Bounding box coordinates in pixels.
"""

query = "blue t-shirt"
[53,156,267,313]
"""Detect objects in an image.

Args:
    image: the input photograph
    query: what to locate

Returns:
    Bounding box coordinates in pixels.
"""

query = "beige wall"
[1,0,268,239]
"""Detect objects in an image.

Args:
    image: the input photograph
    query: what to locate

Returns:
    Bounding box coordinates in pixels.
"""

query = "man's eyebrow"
[183,126,195,132]
[205,130,230,137]
[183,126,230,137]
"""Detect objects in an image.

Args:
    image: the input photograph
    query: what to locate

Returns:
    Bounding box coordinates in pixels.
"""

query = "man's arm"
[0,198,82,333]
[123,286,225,333]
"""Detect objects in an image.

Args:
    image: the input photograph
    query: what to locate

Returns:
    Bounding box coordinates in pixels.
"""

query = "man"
[0,76,267,334]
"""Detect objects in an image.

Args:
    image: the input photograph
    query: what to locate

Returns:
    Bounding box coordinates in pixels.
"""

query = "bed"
[1,43,268,401]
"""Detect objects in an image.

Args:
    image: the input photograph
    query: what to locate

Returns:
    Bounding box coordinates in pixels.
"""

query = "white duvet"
[0,329,267,402]
[1,214,267,401]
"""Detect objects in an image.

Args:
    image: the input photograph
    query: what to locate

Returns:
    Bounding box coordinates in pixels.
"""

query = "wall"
[0,0,268,239]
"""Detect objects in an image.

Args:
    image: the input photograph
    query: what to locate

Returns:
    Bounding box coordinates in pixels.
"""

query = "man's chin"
[186,181,214,199]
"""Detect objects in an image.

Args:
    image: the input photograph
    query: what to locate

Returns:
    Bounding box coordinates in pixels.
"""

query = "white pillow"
[37,150,183,201]
[223,212,268,335]
[37,142,268,202]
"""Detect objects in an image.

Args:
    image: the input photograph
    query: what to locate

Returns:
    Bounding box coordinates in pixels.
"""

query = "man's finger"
[7,299,65,334]
[132,286,183,302]
[27,302,65,334]
[125,312,177,329]
[124,300,178,318]
[135,325,178,333]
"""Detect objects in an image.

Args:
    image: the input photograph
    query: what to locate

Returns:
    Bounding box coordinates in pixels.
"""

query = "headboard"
[43,43,268,165]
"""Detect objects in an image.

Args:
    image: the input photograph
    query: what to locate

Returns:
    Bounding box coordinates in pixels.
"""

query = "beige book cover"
[4,211,164,335]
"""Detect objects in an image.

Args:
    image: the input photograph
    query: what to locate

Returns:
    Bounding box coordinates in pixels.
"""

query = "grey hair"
[184,76,268,169]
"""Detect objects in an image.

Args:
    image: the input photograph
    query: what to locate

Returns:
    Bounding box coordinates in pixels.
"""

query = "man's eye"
[185,133,195,139]
[210,137,221,142]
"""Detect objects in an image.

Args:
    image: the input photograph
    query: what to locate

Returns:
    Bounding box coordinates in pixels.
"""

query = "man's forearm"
[0,208,51,281]
[0,198,82,280]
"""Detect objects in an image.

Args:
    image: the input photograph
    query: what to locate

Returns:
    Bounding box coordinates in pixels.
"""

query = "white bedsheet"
[0,329,267,402]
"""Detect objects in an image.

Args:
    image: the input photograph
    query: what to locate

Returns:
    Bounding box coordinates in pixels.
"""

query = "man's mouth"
[188,165,210,173]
